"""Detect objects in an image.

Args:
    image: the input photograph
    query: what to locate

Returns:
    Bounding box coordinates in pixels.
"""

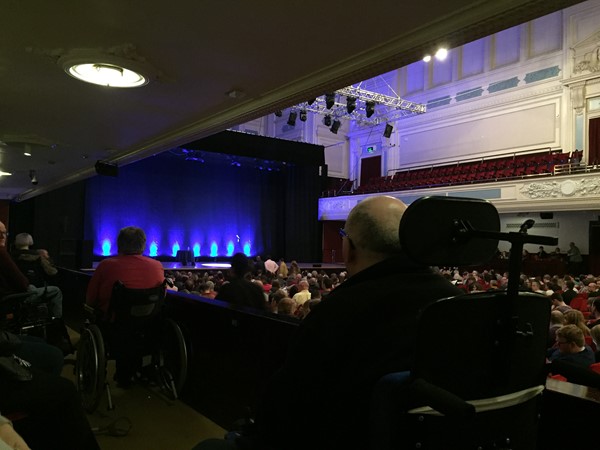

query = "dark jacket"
[256,253,463,450]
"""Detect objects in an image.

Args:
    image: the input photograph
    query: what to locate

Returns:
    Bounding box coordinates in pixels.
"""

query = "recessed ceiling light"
[435,48,448,61]
[67,63,147,88]
[24,152,31,156]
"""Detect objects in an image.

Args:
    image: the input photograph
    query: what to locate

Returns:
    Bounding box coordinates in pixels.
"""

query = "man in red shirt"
[86,226,165,315]
[86,226,165,386]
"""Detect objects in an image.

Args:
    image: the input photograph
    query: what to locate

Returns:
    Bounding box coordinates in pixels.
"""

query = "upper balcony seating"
[329,149,576,197]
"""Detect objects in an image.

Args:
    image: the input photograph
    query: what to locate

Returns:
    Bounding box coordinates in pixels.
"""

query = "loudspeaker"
[95,160,119,177]
[540,212,554,219]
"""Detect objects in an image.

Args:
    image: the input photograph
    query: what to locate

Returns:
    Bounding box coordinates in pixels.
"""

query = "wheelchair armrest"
[1,292,34,305]
[407,378,476,418]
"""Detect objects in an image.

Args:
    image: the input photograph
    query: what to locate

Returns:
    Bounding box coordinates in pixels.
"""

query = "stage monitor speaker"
[95,160,119,177]
[540,212,554,219]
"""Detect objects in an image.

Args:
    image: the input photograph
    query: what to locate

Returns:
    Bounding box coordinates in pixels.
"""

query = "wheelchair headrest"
[399,196,500,267]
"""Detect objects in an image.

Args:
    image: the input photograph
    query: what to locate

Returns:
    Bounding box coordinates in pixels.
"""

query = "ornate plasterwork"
[571,32,600,75]
[519,176,600,199]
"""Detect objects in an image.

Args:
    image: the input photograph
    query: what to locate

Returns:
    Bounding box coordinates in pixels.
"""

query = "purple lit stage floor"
[89,261,346,272]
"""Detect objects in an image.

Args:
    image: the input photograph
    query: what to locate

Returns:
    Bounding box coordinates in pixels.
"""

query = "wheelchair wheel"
[156,318,188,400]
[76,324,106,413]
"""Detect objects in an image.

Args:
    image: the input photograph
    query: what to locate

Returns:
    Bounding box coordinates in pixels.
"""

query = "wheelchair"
[369,196,558,450]
[75,280,188,413]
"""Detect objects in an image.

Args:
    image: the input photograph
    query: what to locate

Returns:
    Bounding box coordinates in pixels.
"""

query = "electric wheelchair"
[75,280,188,412]
[369,196,558,450]
[0,289,72,354]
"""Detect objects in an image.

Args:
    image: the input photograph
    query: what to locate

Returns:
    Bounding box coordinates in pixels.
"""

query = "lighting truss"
[288,85,426,127]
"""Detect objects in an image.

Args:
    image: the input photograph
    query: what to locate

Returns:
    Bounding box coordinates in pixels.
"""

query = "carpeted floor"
[62,328,225,450]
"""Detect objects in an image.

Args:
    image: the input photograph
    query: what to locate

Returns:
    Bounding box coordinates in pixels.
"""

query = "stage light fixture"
[274,110,282,117]
[300,109,307,122]
[330,119,341,134]
[346,97,356,114]
[287,111,297,126]
[325,93,335,109]
[365,101,376,118]
[323,115,332,126]
[383,123,393,138]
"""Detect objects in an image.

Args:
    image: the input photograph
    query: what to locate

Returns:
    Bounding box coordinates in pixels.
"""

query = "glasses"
[339,228,354,248]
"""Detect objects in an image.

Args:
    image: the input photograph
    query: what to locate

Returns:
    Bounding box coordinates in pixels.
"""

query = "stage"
[87,261,347,273]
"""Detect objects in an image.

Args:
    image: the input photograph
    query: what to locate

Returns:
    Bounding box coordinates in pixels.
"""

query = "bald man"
[252,196,463,450]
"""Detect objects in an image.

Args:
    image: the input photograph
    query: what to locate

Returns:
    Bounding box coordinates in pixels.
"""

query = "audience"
[547,324,595,367]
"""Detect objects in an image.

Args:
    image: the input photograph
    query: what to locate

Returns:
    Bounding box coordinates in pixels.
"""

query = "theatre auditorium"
[1,1,599,449]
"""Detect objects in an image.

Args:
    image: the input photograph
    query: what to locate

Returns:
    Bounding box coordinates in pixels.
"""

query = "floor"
[62,328,226,450]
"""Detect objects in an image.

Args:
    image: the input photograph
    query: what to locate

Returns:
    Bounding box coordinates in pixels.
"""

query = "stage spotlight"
[346,97,356,114]
[330,119,341,134]
[325,93,335,109]
[274,110,282,117]
[323,115,332,126]
[365,101,376,118]
[287,111,297,126]
[300,109,307,122]
[383,123,393,138]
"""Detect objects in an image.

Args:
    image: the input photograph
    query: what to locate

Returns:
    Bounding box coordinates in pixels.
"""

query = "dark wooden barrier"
[56,267,300,429]
[165,292,299,429]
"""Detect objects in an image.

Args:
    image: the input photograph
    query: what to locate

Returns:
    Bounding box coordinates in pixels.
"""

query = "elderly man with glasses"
[0,221,63,320]
[194,196,462,450]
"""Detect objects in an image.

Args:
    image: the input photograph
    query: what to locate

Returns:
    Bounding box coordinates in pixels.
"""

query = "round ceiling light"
[67,62,148,88]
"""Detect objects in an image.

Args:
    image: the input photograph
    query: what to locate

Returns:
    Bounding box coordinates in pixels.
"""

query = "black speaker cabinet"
[95,160,119,177]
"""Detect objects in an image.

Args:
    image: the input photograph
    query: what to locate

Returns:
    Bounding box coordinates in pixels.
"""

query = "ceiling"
[0,0,585,201]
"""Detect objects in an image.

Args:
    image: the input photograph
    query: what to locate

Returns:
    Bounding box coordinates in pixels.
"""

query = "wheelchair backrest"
[412,290,551,400]
[109,280,166,329]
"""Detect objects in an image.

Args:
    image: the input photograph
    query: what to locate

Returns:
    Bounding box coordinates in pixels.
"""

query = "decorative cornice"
[519,176,600,199]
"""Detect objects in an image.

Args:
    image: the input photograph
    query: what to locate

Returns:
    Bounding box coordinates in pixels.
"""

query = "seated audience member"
[277,259,288,278]
[562,280,578,305]
[563,309,591,336]
[548,310,565,348]
[216,253,266,310]
[590,325,600,362]
[537,246,548,259]
[86,226,165,316]
[194,195,463,450]
[588,298,600,328]
[198,281,216,299]
[11,232,58,287]
[547,324,595,367]
[291,280,311,307]
[550,292,572,314]
[269,289,289,313]
[0,221,63,319]
[86,226,165,386]
[0,328,99,450]
[276,297,296,317]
